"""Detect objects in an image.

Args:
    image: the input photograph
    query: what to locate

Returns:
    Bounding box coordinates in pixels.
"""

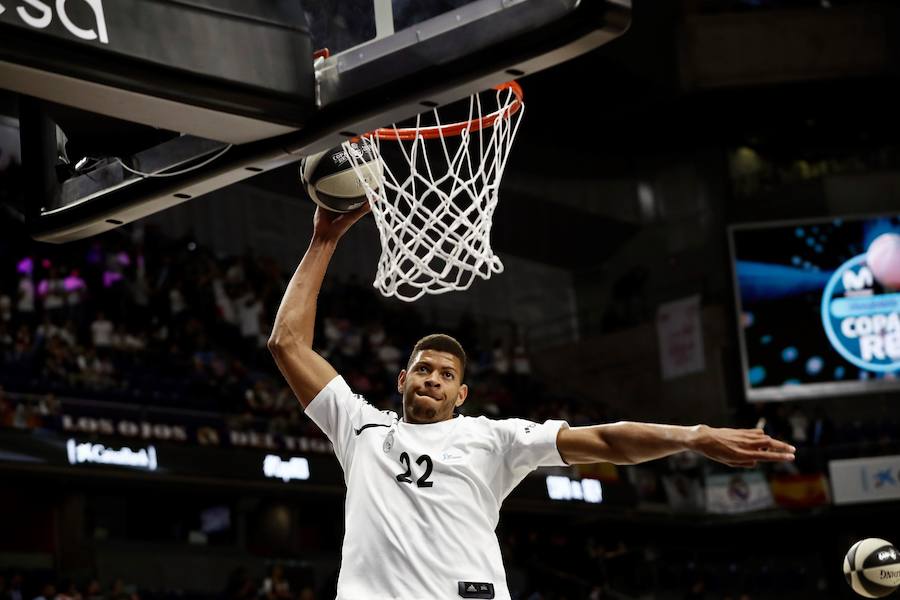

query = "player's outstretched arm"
[268,204,370,408]
[556,422,795,468]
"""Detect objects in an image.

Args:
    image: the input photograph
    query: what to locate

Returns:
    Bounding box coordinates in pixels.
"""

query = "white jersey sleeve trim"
[491,417,570,501]
[532,418,570,467]
[509,418,569,468]
[305,374,349,415]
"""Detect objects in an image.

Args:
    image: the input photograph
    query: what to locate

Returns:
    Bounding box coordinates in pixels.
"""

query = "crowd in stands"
[0,530,832,600]
[743,398,900,471]
[3,224,900,461]
[0,569,315,600]
[0,225,589,440]
[499,528,829,600]
[0,574,140,600]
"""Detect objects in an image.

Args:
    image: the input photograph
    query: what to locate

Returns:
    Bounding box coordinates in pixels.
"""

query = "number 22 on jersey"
[395,452,434,488]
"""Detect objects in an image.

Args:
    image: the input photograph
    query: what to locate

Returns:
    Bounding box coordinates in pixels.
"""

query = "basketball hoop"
[342,82,524,302]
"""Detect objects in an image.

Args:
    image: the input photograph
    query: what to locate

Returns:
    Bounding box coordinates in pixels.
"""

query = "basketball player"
[268,205,796,600]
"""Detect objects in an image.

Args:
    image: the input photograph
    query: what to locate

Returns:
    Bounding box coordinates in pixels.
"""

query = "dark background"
[3,1,900,599]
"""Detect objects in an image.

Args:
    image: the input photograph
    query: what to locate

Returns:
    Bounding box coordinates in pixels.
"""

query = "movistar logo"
[0,0,108,44]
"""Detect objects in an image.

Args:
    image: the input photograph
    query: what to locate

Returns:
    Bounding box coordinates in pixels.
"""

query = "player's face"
[398,350,468,423]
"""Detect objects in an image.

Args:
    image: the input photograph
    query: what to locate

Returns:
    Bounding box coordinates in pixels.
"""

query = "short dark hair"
[408,334,467,379]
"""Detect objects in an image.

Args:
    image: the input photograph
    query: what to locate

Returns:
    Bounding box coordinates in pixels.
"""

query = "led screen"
[730,214,900,400]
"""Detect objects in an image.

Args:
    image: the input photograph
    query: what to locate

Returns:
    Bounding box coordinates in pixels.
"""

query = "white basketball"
[300,142,383,213]
[844,538,900,597]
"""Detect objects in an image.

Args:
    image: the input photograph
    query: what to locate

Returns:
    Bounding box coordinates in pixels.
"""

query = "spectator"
[260,565,291,600]
[58,320,78,348]
[91,312,114,348]
[76,347,106,389]
[322,316,342,354]
[56,581,82,600]
[0,292,11,323]
[213,276,237,327]
[38,267,66,320]
[168,281,187,320]
[11,397,31,429]
[808,407,836,447]
[491,339,510,375]
[246,380,276,413]
[237,291,264,345]
[43,336,74,382]
[683,578,706,600]
[37,393,60,420]
[367,323,386,349]
[110,325,128,352]
[7,574,24,600]
[35,315,61,346]
[512,344,531,376]
[0,385,13,427]
[223,568,255,600]
[0,319,13,356]
[32,583,56,600]
[375,336,403,375]
[63,268,87,322]
[337,320,362,360]
[17,271,36,324]
[788,404,809,445]
[83,579,103,600]
[107,579,135,600]
[129,251,151,323]
[119,327,146,353]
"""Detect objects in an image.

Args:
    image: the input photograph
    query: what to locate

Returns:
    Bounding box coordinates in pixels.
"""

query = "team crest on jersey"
[382,430,394,453]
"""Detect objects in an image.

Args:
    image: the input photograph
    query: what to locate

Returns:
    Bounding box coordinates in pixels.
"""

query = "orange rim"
[362,81,523,142]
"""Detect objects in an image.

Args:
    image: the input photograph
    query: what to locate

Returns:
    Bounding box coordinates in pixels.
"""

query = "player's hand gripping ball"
[844,538,900,597]
[300,142,383,213]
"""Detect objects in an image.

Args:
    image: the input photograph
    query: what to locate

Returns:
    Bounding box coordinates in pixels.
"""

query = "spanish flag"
[770,473,830,508]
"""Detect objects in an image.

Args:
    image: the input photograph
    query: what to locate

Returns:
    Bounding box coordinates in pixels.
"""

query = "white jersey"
[306,376,569,600]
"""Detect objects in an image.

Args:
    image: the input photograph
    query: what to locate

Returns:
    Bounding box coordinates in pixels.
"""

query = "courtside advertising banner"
[829,454,900,505]
[705,471,774,514]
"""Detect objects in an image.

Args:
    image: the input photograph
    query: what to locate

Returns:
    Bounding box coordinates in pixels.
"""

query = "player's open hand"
[691,425,796,468]
[312,203,371,242]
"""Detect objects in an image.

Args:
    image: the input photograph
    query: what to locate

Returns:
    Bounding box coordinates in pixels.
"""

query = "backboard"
[0,0,631,242]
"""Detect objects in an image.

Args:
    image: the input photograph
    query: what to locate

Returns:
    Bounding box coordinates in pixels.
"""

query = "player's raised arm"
[267,205,370,407]
[556,422,796,468]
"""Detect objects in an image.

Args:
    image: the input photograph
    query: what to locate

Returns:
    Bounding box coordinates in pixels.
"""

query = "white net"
[341,83,524,302]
